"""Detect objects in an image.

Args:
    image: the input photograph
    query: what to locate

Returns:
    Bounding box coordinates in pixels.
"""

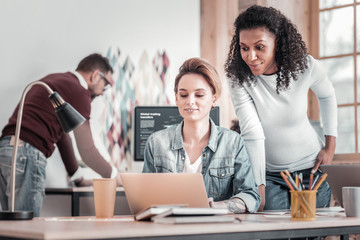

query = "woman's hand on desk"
[257,184,265,212]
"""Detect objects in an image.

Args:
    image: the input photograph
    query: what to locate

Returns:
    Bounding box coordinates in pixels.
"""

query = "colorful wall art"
[100,46,172,171]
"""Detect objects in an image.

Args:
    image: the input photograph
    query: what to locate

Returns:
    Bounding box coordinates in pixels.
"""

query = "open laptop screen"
[133,106,220,161]
[120,173,210,215]
[320,164,360,207]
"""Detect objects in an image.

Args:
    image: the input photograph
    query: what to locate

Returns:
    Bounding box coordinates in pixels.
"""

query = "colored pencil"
[295,174,299,189]
[311,175,319,190]
[313,173,328,191]
[280,171,294,191]
[299,173,305,190]
[284,170,299,191]
[309,173,313,190]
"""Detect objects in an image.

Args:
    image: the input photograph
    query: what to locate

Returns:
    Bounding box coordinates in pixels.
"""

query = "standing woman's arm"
[228,83,266,210]
[310,57,338,173]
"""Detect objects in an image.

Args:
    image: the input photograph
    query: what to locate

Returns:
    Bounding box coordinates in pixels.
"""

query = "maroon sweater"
[2,72,90,157]
[1,72,112,178]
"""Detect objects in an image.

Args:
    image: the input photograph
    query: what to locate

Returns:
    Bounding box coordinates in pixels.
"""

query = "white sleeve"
[228,82,266,186]
[310,58,338,137]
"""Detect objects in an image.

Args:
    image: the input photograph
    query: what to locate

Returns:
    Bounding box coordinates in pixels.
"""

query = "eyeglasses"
[99,72,111,91]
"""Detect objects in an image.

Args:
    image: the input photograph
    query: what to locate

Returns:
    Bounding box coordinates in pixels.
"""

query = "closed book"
[152,215,236,224]
[151,207,232,224]
[154,207,229,218]
[135,205,187,221]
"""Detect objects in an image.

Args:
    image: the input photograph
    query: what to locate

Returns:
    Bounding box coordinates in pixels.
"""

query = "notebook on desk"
[320,164,360,207]
[120,173,210,215]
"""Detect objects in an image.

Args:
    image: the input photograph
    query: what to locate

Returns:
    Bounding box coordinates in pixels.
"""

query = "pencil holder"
[290,190,317,221]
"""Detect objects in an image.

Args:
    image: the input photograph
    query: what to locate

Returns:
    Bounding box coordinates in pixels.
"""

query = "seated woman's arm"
[210,136,261,213]
[209,197,247,213]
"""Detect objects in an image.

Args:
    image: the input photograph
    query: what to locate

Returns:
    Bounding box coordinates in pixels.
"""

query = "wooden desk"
[0,211,359,240]
[45,187,125,216]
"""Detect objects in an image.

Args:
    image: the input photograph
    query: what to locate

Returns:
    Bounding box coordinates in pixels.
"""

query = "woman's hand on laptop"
[208,197,227,209]
[208,197,215,207]
[208,197,247,214]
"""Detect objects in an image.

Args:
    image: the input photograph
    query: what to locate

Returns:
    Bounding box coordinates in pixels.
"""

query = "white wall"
[0,0,200,187]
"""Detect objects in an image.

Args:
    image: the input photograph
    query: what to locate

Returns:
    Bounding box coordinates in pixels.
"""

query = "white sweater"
[229,55,338,186]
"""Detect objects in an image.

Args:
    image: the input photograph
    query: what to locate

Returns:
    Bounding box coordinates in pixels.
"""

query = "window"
[311,0,360,162]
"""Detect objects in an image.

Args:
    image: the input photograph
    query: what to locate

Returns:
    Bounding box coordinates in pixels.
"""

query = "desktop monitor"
[133,106,220,161]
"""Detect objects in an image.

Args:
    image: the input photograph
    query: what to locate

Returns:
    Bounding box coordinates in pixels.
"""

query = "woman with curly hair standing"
[225,5,337,211]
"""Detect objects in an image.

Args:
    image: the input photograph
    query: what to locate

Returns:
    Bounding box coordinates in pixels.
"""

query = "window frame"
[310,0,360,163]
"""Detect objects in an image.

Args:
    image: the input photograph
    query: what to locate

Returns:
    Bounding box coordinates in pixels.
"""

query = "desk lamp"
[0,81,86,220]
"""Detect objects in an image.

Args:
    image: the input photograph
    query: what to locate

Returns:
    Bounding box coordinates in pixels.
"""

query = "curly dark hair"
[230,119,241,134]
[224,5,308,94]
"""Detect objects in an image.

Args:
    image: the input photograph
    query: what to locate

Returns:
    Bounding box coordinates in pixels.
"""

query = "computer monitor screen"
[133,106,220,161]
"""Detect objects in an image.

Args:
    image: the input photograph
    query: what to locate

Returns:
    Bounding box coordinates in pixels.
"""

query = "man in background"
[0,53,119,217]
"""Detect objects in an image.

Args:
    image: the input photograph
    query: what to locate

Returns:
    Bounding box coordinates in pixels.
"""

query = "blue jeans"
[264,168,331,210]
[0,136,47,217]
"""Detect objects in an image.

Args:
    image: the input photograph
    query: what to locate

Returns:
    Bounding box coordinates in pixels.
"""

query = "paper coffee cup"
[93,178,117,218]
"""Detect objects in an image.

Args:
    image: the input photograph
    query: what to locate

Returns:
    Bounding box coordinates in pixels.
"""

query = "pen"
[309,173,313,190]
[311,175,319,190]
[312,173,328,191]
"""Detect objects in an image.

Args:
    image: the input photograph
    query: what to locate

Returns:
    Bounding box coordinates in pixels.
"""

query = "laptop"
[120,173,210,215]
[320,164,360,207]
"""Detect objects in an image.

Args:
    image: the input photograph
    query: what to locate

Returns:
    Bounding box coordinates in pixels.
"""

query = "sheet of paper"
[253,209,290,215]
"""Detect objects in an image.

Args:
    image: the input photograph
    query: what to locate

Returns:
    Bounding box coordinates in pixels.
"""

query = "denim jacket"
[142,119,260,212]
